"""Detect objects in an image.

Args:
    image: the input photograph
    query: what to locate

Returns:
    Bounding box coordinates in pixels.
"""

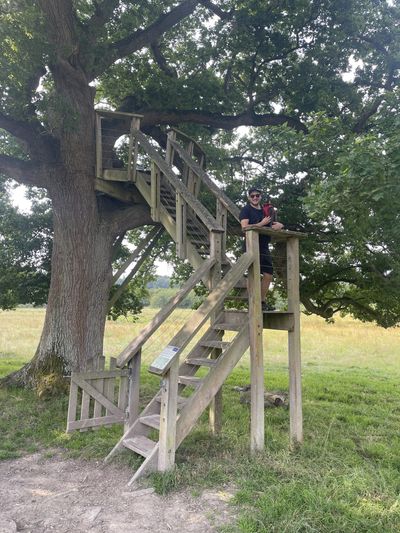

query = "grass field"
[1,308,399,532]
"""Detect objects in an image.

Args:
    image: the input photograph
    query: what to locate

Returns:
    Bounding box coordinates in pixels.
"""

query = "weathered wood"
[117,258,216,368]
[128,116,141,182]
[127,350,141,431]
[150,162,161,222]
[176,324,250,447]
[66,380,79,433]
[158,357,179,472]
[93,356,106,423]
[246,229,265,452]
[132,130,224,233]
[175,192,187,259]
[112,226,161,284]
[104,358,117,417]
[263,312,295,331]
[287,237,303,444]
[74,369,129,380]
[148,252,253,376]
[102,169,130,181]
[68,415,124,431]
[216,201,228,260]
[72,375,124,418]
[243,226,308,241]
[169,138,240,221]
[94,178,134,204]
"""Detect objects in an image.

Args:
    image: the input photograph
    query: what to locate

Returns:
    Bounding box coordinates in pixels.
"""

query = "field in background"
[1,307,398,376]
[1,308,399,532]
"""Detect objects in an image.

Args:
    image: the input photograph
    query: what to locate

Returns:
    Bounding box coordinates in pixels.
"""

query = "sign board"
[149,345,180,375]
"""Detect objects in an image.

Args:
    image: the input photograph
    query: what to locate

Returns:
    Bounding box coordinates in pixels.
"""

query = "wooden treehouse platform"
[67,110,306,485]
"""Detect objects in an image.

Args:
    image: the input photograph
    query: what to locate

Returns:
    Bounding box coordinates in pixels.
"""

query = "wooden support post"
[287,237,303,444]
[166,130,177,166]
[158,357,179,472]
[127,116,141,182]
[208,231,223,434]
[176,192,187,260]
[216,201,227,260]
[246,229,265,452]
[126,350,141,432]
[95,113,103,178]
[150,162,161,222]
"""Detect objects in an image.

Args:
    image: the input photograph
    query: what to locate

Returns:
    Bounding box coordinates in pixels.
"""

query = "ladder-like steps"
[185,357,218,367]
[178,376,203,387]
[123,435,157,457]
[200,340,230,349]
[155,395,188,408]
[212,322,242,331]
[139,414,161,430]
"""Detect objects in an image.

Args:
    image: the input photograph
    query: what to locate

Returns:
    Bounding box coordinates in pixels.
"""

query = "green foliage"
[0,183,52,310]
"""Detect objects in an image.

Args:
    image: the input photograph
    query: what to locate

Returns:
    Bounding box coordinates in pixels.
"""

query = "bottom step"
[123,435,157,457]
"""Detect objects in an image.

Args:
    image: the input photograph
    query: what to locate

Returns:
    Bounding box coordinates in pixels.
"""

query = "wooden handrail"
[168,139,241,221]
[148,251,254,376]
[242,226,308,241]
[132,130,224,233]
[169,128,205,159]
[116,257,217,368]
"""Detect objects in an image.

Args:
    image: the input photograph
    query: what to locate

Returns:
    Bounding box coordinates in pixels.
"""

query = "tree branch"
[90,0,199,79]
[198,0,232,20]
[150,41,178,78]
[139,108,308,133]
[87,0,119,32]
[0,113,46,148]
[0,155,47,188]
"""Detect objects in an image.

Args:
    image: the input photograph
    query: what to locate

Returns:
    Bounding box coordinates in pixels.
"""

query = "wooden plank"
[176,192,187,259]
[94,178,134,204]
[126,350,141,431]
[73,369,129,381]
[139,414,161,430]
[158,357,179,472]
[117,258,216,368]
[93,357,106,426]
[102,169,130,181]
[148,252,253,376]
[246,229,265,452]
[68,415,124,431]
[66,379,79,433]
[216,201,227,260]
[150,161,161,222]
[73,375,124,418]
[123,435,156,457]
[97,110,144,119]
[79,384,91,433]
[118,372,129,415]
[243,226,308,241]
[104,358,117,417]
[287,237,303,444]
[263,312,295,331]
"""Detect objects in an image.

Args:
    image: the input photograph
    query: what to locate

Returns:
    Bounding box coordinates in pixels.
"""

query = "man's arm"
[241,216,271,230]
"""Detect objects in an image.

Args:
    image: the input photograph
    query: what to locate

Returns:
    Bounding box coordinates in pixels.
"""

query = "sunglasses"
[250,193,261,198]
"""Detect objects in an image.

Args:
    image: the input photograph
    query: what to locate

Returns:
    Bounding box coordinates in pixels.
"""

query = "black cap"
[248,187,262,196]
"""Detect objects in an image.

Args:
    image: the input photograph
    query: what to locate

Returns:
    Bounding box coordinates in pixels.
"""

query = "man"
[239,187,284,312]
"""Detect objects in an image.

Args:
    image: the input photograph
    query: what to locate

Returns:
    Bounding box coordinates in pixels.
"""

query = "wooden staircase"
[71,110,306,483]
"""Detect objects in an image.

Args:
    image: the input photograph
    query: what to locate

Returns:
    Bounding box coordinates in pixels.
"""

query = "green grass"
[0,308,400,531]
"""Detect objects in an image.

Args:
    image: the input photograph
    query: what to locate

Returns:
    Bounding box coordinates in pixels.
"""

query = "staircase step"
[200,340,230,349]
[212,322,242,331]
[123,435,157,457]
[156,395,188,407]
[139,414,161,430]
[178,376,203,387]
[185,357,218,367]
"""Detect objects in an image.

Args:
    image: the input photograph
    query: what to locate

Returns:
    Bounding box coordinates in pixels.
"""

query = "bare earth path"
[0,453,235,533]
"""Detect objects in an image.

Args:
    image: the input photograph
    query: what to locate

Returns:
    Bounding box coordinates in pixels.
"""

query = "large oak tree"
[0,0,398,387]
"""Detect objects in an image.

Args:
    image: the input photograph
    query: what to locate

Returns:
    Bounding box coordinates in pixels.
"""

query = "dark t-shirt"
[239,204,271,251]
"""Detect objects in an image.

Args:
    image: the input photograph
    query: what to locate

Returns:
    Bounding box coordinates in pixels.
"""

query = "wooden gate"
[67,357,129,433]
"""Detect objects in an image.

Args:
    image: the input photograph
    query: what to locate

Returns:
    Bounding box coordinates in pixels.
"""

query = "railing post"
[127,116,141,182]
[208,230,223,434]
[176,192,187,259]
[286,237,303,444]
[246,229,265,452]
[158,356,179,471]
[126,350,141,432]
[216,200,227,260]
[166,130,177,166]
[150,162,161,222]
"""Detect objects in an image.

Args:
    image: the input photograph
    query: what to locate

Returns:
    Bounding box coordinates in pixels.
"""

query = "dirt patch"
[0,453,236,532]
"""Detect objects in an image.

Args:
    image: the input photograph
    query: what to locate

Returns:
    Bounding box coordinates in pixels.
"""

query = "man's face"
[248,191,262,207]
